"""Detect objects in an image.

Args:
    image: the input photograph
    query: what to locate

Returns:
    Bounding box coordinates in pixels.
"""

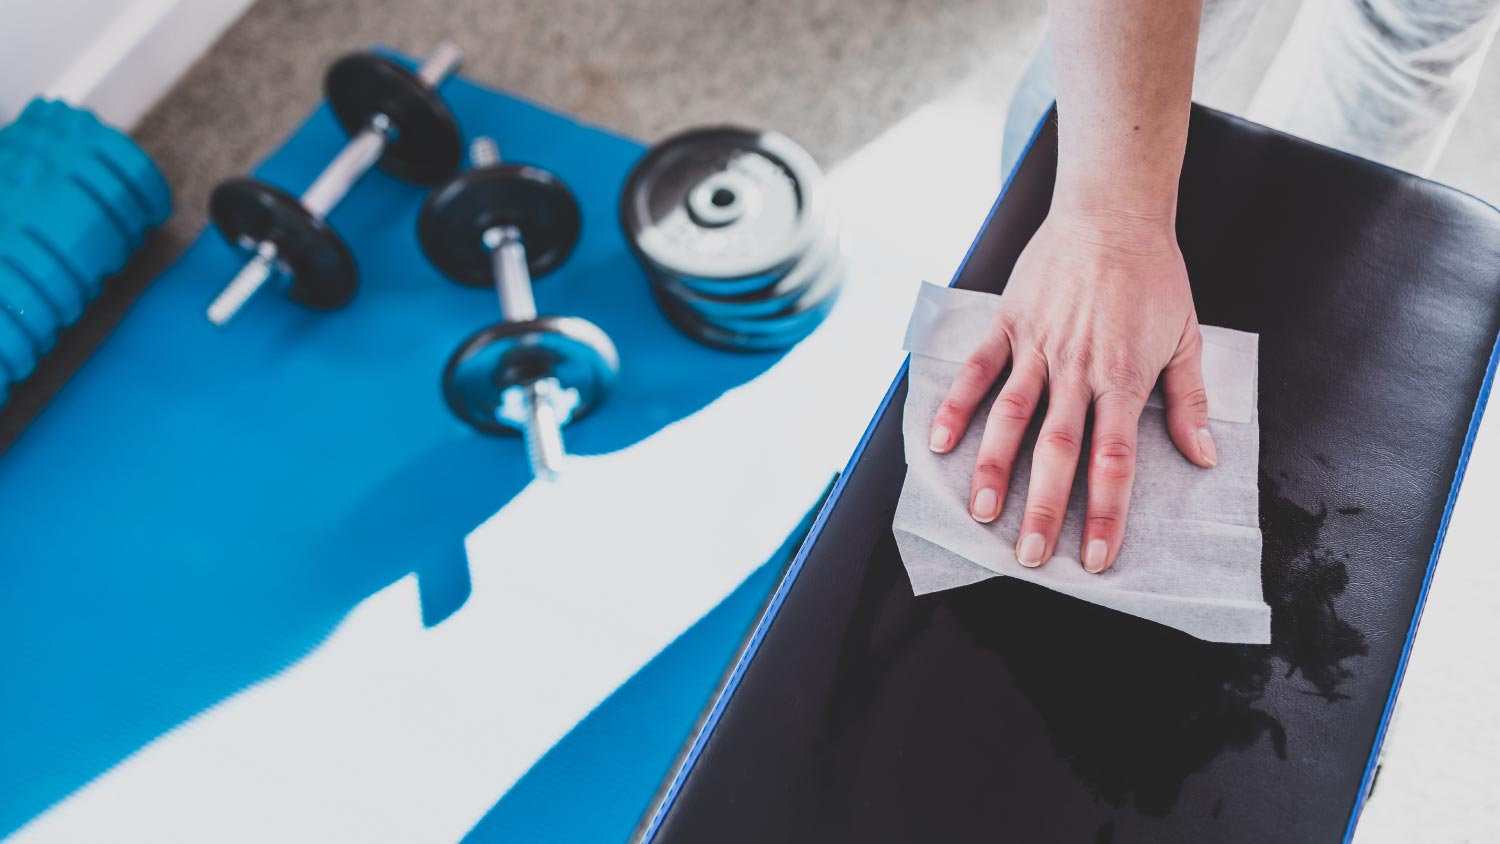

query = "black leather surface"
[649,106,1500,843]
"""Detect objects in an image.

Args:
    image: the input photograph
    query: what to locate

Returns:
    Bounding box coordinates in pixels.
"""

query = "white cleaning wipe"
[893,282,1270,644]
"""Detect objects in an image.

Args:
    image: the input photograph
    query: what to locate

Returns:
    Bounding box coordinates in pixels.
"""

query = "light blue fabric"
[1003,0,1500,177]
[0,61,789,835]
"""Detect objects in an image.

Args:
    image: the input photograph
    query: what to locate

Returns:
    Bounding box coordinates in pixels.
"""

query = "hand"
[927,209,1216,573]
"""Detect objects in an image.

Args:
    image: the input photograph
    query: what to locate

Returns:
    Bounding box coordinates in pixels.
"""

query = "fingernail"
[1084,539,1109,573]
[971,488,1000,523]
[1197,427,1218,467]
[1017,532,1046,567]
[930,425,953,453]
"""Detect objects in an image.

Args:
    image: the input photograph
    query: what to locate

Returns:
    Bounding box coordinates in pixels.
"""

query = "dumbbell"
[418,137,618,482]
[205,42,465,326]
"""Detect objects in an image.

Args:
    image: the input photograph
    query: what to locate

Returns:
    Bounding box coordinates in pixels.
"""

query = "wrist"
[1050,177,1178,229]
[1044,200,1179,254]
[1052,128,1185,232]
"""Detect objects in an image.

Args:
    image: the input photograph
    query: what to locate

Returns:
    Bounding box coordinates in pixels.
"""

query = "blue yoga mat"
[0,57,790,835]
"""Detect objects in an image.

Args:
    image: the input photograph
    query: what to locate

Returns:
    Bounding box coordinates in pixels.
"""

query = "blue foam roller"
[42,105,159,242]
[69,156,150,251]
[0,228,89,319]
[0,305,39,383]
[22,174,135,298]
[0,259,61,351]
[72,112,172,226]
[89,142,172,227]
[0,314,13,390]
[0,98,171,410]
[1,98,169,233]
[3,100,87,170]
[0,134,54,214]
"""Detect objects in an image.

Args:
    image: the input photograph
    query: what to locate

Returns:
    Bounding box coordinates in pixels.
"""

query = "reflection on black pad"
[647,106,1500,843]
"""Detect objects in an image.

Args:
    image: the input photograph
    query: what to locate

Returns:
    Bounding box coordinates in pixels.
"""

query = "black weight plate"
[659,223,841,321]
[621,126,825,282]
[654,287,835,353]
[209,177,357,310]
[648,253,805,298]
[652,252,845,352]
[418,164,583,287]
[668,217,837,300]
[442,316,619,435]
[325,53,462,186]
[689,246,844,335]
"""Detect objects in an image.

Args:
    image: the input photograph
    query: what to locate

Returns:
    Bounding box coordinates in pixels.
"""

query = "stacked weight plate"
[622,127,844,352]
[0,99,171,406]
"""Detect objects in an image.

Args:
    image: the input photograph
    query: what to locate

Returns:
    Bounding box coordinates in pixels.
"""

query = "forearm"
[1048,0,1203,229]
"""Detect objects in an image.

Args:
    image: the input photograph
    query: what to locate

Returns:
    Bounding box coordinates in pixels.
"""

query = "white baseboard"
[44,0,256,130]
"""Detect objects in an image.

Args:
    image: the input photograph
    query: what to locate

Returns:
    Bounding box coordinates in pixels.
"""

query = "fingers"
[930,330,1012,454]
[969,355,1047,524]
[1162,324,1217,468]
[1083,388,1146,573]
[1014,380,1090,567]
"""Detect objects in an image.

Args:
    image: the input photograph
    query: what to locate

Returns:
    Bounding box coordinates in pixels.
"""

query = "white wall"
[0,0,256,129]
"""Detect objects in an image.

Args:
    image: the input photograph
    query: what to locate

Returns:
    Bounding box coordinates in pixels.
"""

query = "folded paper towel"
[893,282,1270,644]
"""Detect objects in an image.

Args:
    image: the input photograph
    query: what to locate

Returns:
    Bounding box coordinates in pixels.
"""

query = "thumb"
[1162,322,1217,468]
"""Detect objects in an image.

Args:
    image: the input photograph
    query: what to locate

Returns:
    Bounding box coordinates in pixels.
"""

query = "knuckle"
[1091,434,1136,480]
[1054,343,1092,377]
[1024,500,1064,525]
[1086,511,1124,533]
[958,356,996,389]
[1038,426,1082,453]
[991,391,1035,424]
[938,397,972,419]
[1094,386,1143,414]
[974,457,1011,479]
[1178,386,1210,414]
[1178,327,1205,357]
[1098,357,1151,397]
[1022,346,1050,371]
[992,310,1019,338]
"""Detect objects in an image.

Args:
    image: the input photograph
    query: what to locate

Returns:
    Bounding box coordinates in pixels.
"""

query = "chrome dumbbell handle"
[488,225,537,321]
[299,113,392,220]
[471,139,540,320]
[207,42,463,327]
[470,137,572,481]
[207,241,280,326]
[488,223,567,481]
[523,379,568,482]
